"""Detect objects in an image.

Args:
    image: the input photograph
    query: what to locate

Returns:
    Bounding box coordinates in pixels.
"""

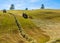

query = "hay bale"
[22,13,28,19]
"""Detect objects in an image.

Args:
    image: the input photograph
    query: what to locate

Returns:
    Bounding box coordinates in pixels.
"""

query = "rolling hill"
[0,9,60,43]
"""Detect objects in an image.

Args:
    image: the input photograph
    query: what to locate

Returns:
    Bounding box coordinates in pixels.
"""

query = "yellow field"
[0,9,60,43]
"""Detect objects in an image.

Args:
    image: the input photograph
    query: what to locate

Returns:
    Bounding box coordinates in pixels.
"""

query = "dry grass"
[1,9,60,43]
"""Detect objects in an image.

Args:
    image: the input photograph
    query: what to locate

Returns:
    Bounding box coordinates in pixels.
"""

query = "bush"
[3,9,7,13]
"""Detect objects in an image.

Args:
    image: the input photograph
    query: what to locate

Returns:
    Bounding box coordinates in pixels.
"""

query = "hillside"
[0,9,60,43]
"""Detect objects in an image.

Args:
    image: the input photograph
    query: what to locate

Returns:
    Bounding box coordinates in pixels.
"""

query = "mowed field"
[0,9,60,43]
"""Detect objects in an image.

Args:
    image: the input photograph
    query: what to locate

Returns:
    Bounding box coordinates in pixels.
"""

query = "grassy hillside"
[0,12,29,43]
[1,9,60,43]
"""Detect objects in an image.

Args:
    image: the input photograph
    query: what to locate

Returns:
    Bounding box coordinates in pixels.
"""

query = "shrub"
[3,9,7,13]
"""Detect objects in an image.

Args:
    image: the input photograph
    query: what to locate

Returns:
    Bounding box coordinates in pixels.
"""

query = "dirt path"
[9,13,37,43]
[31,19,60,43]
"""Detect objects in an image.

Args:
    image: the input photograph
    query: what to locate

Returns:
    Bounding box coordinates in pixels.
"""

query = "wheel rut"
[9,13,37,43]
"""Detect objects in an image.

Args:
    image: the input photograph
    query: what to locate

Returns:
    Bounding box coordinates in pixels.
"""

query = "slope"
[24,9,60,43]
[0,10,50,43]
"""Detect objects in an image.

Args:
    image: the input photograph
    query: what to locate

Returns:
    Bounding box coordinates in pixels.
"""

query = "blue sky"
[0,0,60,10]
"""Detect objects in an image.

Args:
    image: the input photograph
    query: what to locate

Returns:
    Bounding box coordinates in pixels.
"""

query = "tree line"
[3,4,45,13]
[5,4,45,10]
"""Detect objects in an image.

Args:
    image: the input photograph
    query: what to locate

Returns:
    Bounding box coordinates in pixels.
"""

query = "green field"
[0,9,60,43]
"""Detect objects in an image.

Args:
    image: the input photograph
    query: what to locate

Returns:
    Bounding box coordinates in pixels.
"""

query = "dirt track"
[9,13,37,43]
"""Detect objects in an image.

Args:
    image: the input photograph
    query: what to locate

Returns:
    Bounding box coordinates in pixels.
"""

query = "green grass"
[0,12,29,43]
[0,12,18,33]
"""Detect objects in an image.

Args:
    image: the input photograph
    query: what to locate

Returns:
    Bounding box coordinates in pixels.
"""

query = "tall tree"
[10,4,15,10]
[41,4,45,9]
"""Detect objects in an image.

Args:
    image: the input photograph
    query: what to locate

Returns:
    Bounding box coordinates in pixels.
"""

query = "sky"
[0,0,60,10]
